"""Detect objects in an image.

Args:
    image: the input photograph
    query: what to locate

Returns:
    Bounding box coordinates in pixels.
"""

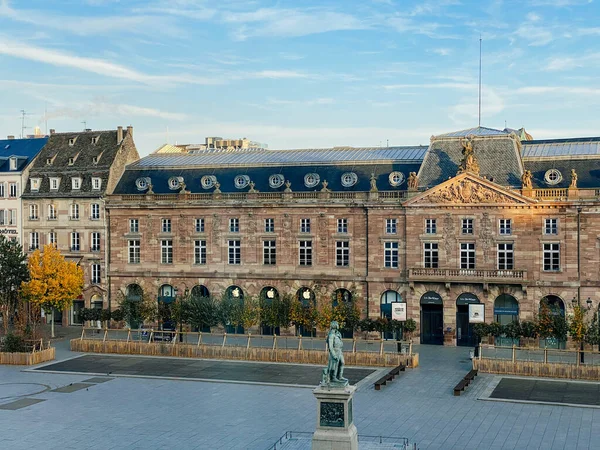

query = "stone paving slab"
[34,354,377,387]
[0,398,45,410]
[489,378,600,407]
[81,377,113,384]
[50,382,94,393]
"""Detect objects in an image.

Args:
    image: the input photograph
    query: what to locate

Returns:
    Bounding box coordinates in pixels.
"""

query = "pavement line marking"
[479,396,600,410]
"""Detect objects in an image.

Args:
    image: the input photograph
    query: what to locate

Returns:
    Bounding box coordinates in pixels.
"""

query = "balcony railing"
[71,246,80,252]
[47,216,57,221]
[409,267,527,283]
[90,246,100,252]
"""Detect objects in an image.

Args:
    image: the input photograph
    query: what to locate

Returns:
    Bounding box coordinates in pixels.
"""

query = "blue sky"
[0,0,599,155]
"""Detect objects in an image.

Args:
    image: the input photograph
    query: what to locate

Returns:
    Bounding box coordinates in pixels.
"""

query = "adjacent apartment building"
[0,136,48,244]
[22,127,139,325]
[105,126,600,346]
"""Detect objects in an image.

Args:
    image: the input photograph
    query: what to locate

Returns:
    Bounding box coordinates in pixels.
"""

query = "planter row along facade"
[8,125,600,346]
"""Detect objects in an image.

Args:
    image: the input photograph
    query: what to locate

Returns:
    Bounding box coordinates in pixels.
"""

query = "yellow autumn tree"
[21,245,84,338]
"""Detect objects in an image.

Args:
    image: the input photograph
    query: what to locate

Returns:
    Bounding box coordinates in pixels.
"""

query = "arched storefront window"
[456,293,479,347]
[158,284,175,303]
[126,284,143,302]
[190,285,210,299]
[296,287,316,337]
[224,285,244,334]
[157,285,176,331]
[260,286,280,336]
[333,288,354,338]
[494,294,519,346]
[420,291,443,345]
[540,295,566,349]
[380,291,403,340]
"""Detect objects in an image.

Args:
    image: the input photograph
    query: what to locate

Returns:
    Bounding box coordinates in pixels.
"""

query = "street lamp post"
[571,296,592,364]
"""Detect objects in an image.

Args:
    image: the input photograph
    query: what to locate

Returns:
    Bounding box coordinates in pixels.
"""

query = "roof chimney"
[117,126,123,143]
[49,129,55,135]
[126,125,133,139]
[7,135,14,140]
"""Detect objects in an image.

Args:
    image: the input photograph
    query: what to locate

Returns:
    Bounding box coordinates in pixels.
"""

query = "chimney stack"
[117,126,123,143]
[49,129,55,135]
[126,125,133,139]
[7,135,14,140]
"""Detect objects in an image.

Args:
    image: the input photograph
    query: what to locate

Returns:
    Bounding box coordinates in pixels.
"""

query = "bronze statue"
[570,169,578,189]
[458,137,480,175]
[321,321,348,386]
[370,173,378,192]
[284,180,292,192]
[521,170,532,189]
[321,180,330,192]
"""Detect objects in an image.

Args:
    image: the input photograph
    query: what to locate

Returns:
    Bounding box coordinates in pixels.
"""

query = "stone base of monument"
[312,384,358,450]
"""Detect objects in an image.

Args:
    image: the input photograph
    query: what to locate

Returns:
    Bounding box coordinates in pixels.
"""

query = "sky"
[0,0,599,156]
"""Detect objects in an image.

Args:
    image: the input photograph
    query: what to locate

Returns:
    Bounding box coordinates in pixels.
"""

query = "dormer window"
[46,155,56,165]
[92,136,100,144]
[68,137,77,146]
[30,178,41,191]
[93,151,103,165]
[72,177,82,190]
[92,177,102,190]
[49,177,60,191]
[9,157,17,171]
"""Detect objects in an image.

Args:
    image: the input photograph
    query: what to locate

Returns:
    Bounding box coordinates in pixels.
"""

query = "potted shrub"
[520,320,538,348]
[473,323,490,346]
[403,318,417,340]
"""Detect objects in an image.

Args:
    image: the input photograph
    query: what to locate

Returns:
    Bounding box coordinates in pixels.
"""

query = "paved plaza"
[0,336,600,449]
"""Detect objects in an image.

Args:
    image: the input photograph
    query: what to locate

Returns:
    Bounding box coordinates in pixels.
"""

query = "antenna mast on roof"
[20,109,30,138]
[82,120,87,131]
[478,35,482,128]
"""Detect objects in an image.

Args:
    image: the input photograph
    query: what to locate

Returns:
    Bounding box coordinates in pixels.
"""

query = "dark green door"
[456,306,475,346]
[421,305,443,345]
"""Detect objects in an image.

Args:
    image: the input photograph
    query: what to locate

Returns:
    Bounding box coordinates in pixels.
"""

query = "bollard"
[512,344,516,363]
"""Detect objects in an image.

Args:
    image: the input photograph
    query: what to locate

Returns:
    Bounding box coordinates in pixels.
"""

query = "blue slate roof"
[522,137,600,158]
[0,137,48,172]
[129,145,427,169]
[524,159,600,189]
[435,127,509,138]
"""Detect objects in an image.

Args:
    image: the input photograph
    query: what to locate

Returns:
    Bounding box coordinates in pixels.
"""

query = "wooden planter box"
[0,347,55,365]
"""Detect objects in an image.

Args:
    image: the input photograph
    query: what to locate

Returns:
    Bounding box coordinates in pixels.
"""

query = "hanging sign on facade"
[391,302,407,321]
[469,304,485,323]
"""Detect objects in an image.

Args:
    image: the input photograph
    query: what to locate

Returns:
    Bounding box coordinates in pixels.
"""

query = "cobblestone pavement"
[1,337,599,449]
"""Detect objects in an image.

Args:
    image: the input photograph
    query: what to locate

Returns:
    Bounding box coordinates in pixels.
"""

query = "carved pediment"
[407,174,534,206]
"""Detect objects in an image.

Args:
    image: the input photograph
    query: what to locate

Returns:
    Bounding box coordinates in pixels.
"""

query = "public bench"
[374,373,394,390]
[453,369,479,396]
[389,363,406,377]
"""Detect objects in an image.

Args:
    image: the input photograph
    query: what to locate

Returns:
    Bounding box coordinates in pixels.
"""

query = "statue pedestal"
[312,384,358,450]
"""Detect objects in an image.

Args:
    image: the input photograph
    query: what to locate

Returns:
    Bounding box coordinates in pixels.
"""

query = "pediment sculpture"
[414,178,523,204]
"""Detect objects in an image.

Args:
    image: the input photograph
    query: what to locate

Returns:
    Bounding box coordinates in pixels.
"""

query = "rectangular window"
[9,210,16,225]
[50,178,60,190]
[386,218,397,234]
[299,240,312,266]
[128,240,140,264]
[425,219,437,234]
[161,239,173,264]
[129,219,139,233]
[91,203,100,220]
[263,240,276,265]
[337,218,348,234]
[424,242,439,268]
[194,240,206,265]
[29,204,38,220]
[0,210,5,225]
[228,240,241,265]
[461,218,474,234]
[265,218,275,233]
[0,183,4,197]
[194,218,205,233]
[384,242,399,268]
[499,219,512,235]
[92,177,102,190]
[70,204,79,220]
[91,232,100,252]
[229,218,239,233]
[497,243,514,270]
[29,232,39,250]
[91,264,101,284]
[161,218,171,233]
[30,178,40,191]
[71,232,80,251]
[460,243,475,269]
[9,157,16,171]
[72,177,81,190]
[9,182,17,198]
[48,204,56,220]
[544,218,558,235]
[543,243,560,271]
[300,218,311,233]
[336,241,350,267]
[48,232,56,246]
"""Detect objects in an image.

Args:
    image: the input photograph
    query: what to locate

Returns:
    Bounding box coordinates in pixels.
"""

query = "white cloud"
[382,82,476,90]
[431,48,452,56]
[517,86,600,95]
[449,88,505,123]
[543,52,600,71]
[514,23,554,46]
[267,97,335,106]
[43,100,187,122]
[222,8,368,40]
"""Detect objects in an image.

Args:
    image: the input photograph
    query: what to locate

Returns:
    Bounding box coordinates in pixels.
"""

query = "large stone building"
[22,127,139,325]
[106,126,600,345]
[0,136,48,244]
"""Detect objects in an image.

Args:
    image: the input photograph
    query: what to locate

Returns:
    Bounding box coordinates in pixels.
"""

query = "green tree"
[585,313,600,350]
[183,296,219,331]
[0,235,29,334]
[569,305,588,347]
